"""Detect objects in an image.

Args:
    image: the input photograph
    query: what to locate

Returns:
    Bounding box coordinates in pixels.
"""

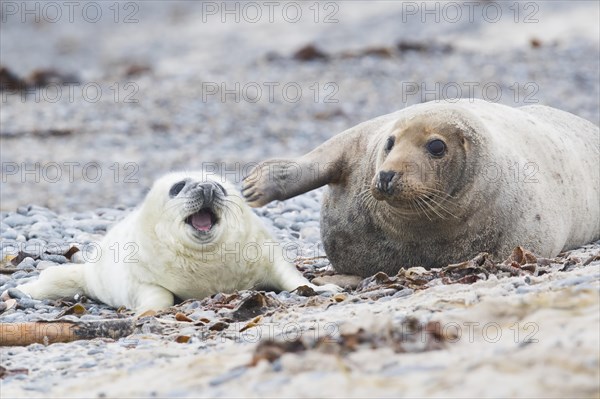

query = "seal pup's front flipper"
[131,284,175,316]
[265,254,342,295]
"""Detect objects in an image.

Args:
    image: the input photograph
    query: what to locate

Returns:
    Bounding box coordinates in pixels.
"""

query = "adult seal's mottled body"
[243,100,600,277]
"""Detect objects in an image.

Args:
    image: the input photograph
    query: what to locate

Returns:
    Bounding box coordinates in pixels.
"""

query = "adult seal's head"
[369,113,483,221]
[140,172,239,247]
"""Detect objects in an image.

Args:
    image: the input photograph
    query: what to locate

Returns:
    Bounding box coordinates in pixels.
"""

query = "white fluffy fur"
[16,172,339,314]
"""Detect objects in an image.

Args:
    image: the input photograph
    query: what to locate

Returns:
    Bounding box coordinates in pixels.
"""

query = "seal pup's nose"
[377,171,396,195]
[202,183,215,205]
[189,182,218,206]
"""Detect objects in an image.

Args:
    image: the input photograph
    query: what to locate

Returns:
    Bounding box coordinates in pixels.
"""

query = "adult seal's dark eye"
[385,136,395,152]
[426,139,446,157]
[169,181,186,197]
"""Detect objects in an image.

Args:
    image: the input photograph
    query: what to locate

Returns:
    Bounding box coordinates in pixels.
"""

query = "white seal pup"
[242,99,600,277]
[16,172,340,313]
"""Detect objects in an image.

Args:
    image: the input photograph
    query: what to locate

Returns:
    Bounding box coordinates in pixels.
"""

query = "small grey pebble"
[271,359,284,372]
[43,243,71,255]
[17,257,36,270]
[63,228,80,237]
[28,206,57,218]
[30,221,53,232]
[302,220,319,228]
[0,302,7,312]
[21,241,46,256]
[12,271,28,279]
[312,260,329,269]
[28,232,62,241]
[27,343,45,351]
[1,228,18,240]
[281,203,302,213]
[273,217,291,230]
[3,214,33,227]
[71,212,94,221]
[392,288,414,298]
[40,254,68,264]
[73,220,110,233]
[295,197,319,209]
[30,215,49,223]
[80,361,97,368]
[276,291,292,300]
[1,313,24,323]
[282,205,302,213]
[7,288,28,299]
[290,223,302,232]
[294,214,310,223]
[183,301,200,311]
[87,349,104,355]
[1,283,11,292]
[18,298,38,309]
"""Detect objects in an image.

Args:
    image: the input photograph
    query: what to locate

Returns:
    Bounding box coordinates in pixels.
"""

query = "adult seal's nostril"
[378,171,396,194]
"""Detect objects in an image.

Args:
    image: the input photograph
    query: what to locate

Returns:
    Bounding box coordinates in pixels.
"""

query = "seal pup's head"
[140,172,243,248]
[369,112,480,221]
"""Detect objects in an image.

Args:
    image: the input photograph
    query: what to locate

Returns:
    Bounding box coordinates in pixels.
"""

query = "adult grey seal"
[242,99,600,277]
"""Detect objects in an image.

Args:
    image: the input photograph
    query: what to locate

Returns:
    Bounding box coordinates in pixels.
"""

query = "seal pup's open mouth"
[186,209,218,232]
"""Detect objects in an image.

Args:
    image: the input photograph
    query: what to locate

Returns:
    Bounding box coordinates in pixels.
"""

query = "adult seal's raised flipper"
[242,99,600,277]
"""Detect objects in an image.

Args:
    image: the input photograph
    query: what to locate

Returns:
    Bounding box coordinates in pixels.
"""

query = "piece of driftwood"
[0,318,136,346]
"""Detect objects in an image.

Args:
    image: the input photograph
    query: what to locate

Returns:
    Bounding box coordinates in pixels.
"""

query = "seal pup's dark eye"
[385,136,395,152]
[426,139,446,157]
[169,181,186,197]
